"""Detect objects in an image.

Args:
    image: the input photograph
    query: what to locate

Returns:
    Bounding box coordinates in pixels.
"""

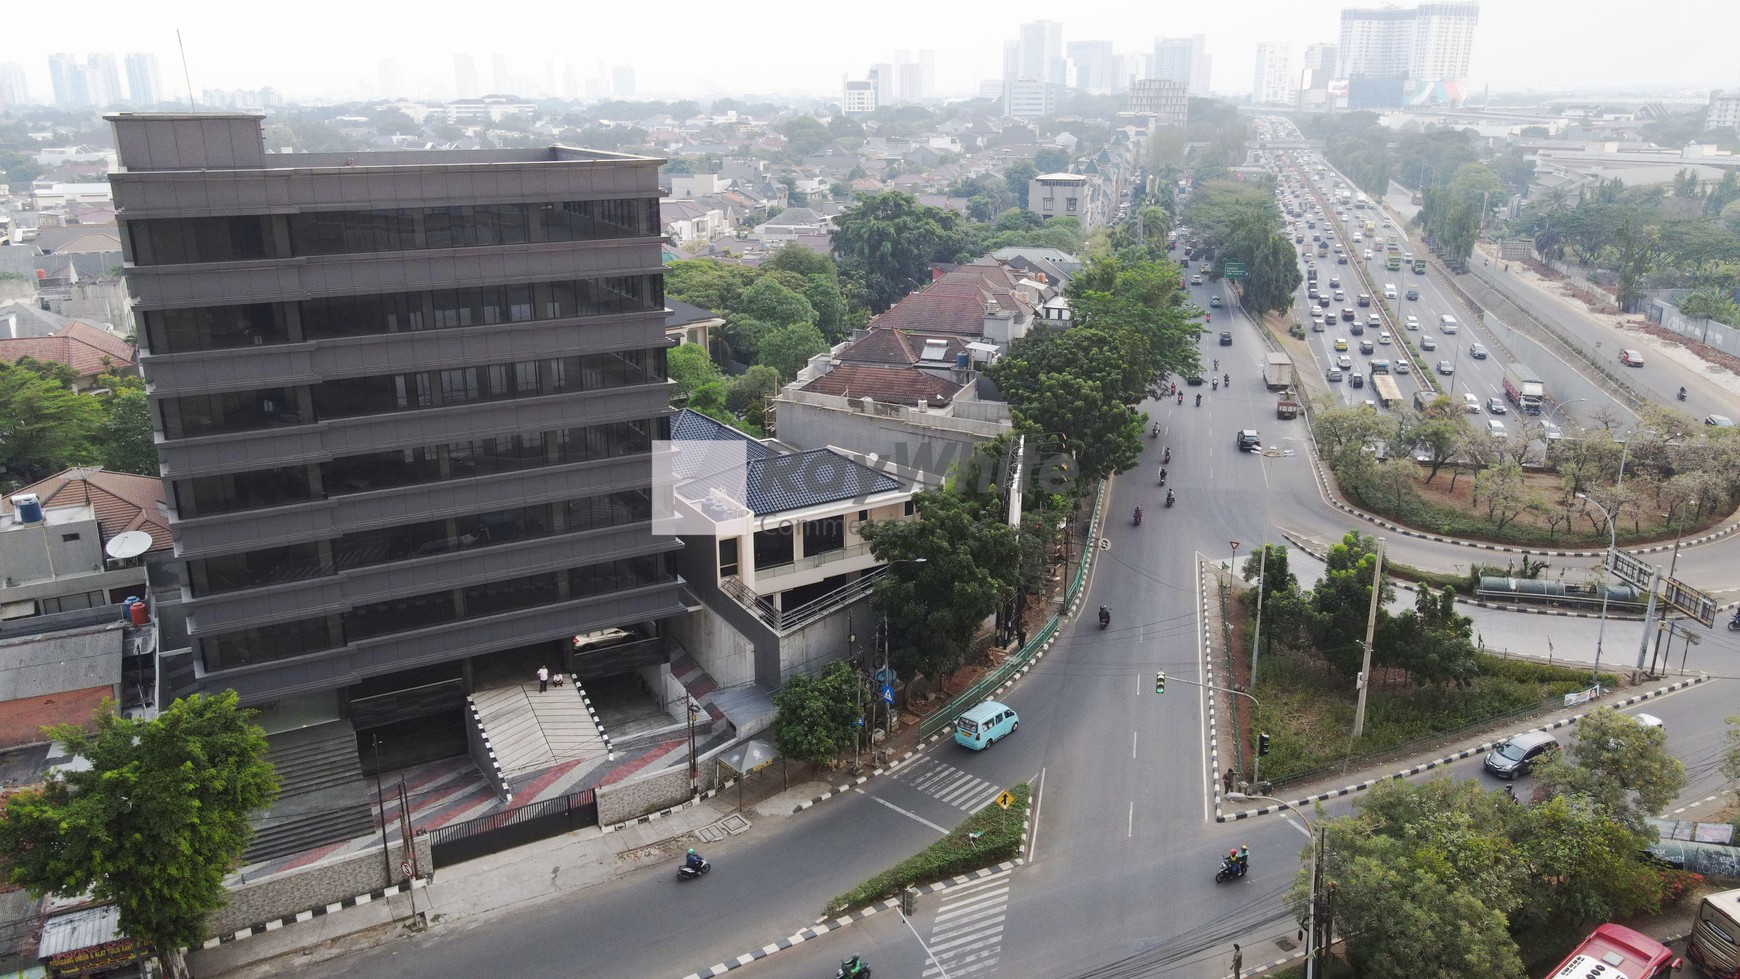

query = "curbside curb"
[197,877,429,950]
[1213,674,1707,822]
[677,862,1024,979]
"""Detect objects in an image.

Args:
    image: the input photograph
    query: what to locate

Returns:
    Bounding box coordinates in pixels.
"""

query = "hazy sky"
[14,0,1740,105]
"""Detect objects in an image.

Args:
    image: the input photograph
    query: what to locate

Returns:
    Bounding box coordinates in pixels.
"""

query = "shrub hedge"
[824,782,1029,916]
[1253,654,1617,785]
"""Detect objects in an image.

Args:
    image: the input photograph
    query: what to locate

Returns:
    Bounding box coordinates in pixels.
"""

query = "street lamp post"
[1224,793,1328,979]
[1576,492,1617,688]
[1650,499,1695,673]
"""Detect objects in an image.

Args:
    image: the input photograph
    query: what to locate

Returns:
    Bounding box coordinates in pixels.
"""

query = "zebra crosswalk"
[922,872,1012,978]
[890,758,1005,812]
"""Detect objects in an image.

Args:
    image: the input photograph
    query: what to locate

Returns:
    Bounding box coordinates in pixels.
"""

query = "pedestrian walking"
[1222,768,1235,794]
[537,665,549,692]
[1232,943,1243,979]
[1016,627,1027,651]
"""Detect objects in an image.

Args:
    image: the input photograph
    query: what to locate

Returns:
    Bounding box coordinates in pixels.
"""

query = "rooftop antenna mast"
[177,29,196,111]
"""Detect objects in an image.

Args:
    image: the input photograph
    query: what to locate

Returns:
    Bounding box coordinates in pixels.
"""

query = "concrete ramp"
[469,676,609,780]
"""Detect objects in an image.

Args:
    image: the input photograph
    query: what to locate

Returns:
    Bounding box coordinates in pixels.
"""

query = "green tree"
[831,192,964,312]
[735,277,816,329]
[1407,415,1470,483]
[1532,707,1687,830]
[664,259,760,313]
[1003,160,1038,199]
[667,343,723,400]
[1511,793,1664,929]
[11,356,80,387]
[1033,146,1069,173]
[860,493,1022,677]
[757,322,828,380]
[1385,586,1479,687]
[1008,371,1143,484]
[0,362,106,479]
[781,116,833,158]
[98,389,158,476]
[770,662,864,764]
[799,273,849,341]
[1723,715,1740,786]
[722,315,773,364]
[0,694,278,976]
[1309,531,1396,678]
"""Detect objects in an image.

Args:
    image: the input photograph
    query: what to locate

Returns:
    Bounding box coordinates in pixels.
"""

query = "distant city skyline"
[6,0,1738,107]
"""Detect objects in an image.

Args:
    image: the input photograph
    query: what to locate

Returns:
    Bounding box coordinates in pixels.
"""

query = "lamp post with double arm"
[1576,492,1617,688]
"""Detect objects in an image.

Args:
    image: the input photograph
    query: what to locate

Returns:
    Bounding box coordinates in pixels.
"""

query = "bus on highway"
[1412,258,1428,274]
[1544,923,1680,979]
[1386,254,1401,271]
[1370,373,1403,408]
[1688,887,1740,979]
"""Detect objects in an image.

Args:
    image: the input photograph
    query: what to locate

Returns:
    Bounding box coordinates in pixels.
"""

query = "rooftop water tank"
[11,494,43,523]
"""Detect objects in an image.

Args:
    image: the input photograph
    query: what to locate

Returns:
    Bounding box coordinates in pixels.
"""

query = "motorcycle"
[1223,373,1230,387]
[1099,606,1111,629]
[1151,424,1161,439]
[1677,387,1688,402]
[677,858,711,882]
[1134,506,1143,526]
[1165,490,1176,508]
[1195,394,1202,407]
[1163,448,1171,465]
[1214,858,1247,884]
[1158,468,1168,487]
[835,955,872,979]
[1177,392,1183,405]
[1212,379,1219,391]
[1728,613,1740,632]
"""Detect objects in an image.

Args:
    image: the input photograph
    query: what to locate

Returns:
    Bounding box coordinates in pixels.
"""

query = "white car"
[1404,315,1419,330]
[1378,331,1392,345]
[1362,249,1374,260]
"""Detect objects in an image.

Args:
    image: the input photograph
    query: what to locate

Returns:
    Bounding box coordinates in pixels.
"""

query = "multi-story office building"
[1252,43,1294,106]
[1708,91,1740,132]
[843,79,877,114]
[1339,2,1477,102]
[0,64,27,110]
[1003,79,1056,120]
[1067,41,1116,95]
[612,66,636,99]
[897,62,924,104]
[1152,35,1211,96]
[87,53,123,107]
[1410,2,1480,81]
[124,53,162,107]
[1015,20,1063,86]
[110,113,684,747]
[1124,79,1189,128]
[868,63,895,108]
[454,54,480,99]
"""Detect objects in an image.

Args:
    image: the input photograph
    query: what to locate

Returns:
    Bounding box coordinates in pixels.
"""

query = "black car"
[1218,332,1233,346]
[1340,308,1355,322]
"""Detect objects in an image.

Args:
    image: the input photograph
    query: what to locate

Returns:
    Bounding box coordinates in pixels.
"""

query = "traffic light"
[1155,671,1166,695]
[901,887,918,916]
[1258,732,1272,757]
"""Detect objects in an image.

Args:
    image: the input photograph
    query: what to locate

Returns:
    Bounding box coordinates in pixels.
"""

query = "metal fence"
[426,786,598,866]
[916,483,1105,741]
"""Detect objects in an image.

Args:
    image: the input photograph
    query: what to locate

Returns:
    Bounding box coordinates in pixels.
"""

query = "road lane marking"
[1029,767,1047,861]
[1132,730,1138,759]
[1128,801,1134,838]
[860,790,950,834]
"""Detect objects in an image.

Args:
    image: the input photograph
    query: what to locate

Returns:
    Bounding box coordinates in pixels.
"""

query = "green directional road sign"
[1224,262,1249,280]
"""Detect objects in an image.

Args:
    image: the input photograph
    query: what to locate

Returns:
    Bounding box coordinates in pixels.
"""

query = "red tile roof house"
[0,321,137,390]
[868,259,1045,351]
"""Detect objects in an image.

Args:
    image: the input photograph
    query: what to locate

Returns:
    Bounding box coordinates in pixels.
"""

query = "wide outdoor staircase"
[470,679,610,781]
[243,721,377,864]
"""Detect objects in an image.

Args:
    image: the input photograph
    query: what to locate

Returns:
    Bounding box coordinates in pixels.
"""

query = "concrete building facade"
[110,114,685,740]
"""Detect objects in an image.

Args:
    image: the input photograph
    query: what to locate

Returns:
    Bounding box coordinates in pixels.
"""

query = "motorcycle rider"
[1678,386,1688,401]
[1166,489,1176,507]
[1099,605,1111,626]
[685,848,705,872]
[1177,392,1183,405]
[1163,447,1171,464]
[1238,845,1249,876]
[1134,506,1143,525]
[1212,379,1219,390]
[1223,373,1230,387]
[1223,848,1240,878]
[1195,393,1202,407]
[838,954,869,977]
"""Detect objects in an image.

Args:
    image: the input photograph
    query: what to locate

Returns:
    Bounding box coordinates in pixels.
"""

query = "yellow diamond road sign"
[995,790,1015,810]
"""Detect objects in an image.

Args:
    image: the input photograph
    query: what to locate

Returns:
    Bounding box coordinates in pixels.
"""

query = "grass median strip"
[825,782,1030,917]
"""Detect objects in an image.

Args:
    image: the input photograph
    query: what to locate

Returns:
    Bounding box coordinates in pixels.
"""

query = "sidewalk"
[196,771,834,977]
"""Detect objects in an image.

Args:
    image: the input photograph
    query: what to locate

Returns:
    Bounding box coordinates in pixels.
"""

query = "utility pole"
[1251,543,1268,686]
[1634,564,1660,672]
[1352,537,1385,740]
[1304,824,1322,979]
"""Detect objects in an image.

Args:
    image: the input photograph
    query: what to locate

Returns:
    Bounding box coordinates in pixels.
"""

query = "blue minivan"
[954,700,1019,750]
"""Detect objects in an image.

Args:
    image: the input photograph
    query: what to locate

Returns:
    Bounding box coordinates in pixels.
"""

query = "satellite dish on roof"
[105,531,153,560]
